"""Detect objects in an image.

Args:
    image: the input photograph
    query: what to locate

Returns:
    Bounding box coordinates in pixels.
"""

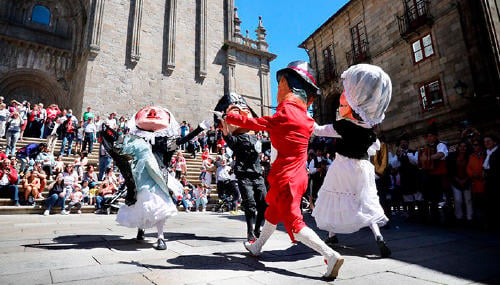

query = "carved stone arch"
[0,69,69,108]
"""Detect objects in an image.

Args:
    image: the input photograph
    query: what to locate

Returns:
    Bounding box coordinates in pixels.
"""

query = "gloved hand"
[199,118,213,130]
[211,111,225,120]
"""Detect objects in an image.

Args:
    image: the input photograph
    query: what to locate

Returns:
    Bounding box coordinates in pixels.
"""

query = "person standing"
[218,61,344,279]
[0,103,10,138]
[447,141,473,223]
[59,112,78,156]
[82,118,97,154]
[483,134,499,228]
[5,112,23,157]
[38,103,47,139]
[418,123,449,224]
[467,138,486,223]
[217,93,268,241]
[98,143,112,181]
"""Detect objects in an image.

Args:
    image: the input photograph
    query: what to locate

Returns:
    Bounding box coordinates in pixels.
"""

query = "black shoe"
[247,231,256,242]
[155,238,167,250]
[137,229,145,241]
[253,229,261,239]
[376,236,391,258]
[324,235,339,246]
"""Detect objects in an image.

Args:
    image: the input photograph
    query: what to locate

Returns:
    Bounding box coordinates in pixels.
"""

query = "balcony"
[346,39,370,66]
[397,0,433,38]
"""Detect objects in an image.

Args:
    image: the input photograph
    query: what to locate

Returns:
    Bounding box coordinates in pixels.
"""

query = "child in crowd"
[54,156,64,174]
[182,187,193,212]
[67,184,83,214]
[22,170,41,205]
[75,125,84,154]
[194,184,209,212]
[81,180,90,205]
[89,185,98,205]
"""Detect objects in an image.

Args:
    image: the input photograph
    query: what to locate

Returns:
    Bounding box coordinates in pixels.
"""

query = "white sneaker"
[77,210,82,214]
[324,254,344,279]
[202,208,206,212]
[43,210,50,216]
[61,210,68,215]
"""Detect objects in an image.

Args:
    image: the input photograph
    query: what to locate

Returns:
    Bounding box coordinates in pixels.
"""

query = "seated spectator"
[0,146,7,161]
[43,174,68,215]
[22,170,41,205]
[35,147,55,179]
[67,184,83,214]
[83,165,99,188]
[54,155,64,175]
[0,159,20,206]
[103,167,119,191]
[194,184,209,212]
[62,164,79,198]
[33,163,48,194]
[201,146,210,161]
[81,180,90,204]
[95,182,115,213]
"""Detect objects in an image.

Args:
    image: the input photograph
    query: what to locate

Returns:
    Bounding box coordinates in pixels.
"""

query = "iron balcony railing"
[346,39,370,66]
[397,0,433,37]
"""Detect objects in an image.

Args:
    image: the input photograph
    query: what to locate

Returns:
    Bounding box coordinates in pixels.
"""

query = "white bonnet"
[341,64,392,127]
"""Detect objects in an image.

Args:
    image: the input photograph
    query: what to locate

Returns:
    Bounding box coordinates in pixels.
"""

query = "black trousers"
[238,176,267,213]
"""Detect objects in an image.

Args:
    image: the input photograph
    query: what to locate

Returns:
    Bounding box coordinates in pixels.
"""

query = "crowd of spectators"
[307,121,499,230]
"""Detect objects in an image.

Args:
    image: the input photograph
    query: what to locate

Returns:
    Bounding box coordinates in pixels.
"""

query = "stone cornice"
[223,40,276,61]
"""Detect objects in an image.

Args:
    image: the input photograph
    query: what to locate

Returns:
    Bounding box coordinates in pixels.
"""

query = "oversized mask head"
[135,106,171,132]
[214,93,257,134]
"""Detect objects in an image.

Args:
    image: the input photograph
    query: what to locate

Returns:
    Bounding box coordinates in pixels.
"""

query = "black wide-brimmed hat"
[276,60,320,94]
[213,93,257,127]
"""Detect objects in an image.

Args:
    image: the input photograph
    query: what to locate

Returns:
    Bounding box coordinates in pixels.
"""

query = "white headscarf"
[341,64,392,127]
[127,107,180,145]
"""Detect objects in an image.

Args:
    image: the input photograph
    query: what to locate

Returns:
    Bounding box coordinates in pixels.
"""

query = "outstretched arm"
[313,123,341,138]
[175,125,204,146]
[225,113,273,132]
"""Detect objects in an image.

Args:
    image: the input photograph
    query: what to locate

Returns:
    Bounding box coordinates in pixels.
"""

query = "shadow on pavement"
[23,234,153,251]
[122,251,325,281]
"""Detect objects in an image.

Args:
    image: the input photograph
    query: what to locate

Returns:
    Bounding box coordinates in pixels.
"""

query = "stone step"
[0,203,229,215]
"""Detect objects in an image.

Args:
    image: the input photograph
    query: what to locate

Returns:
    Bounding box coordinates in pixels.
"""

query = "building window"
[347,21,369,65]
[419,79,443,111]
[31,5,50,26]
[322,45,336,81]
[412,34,434,63]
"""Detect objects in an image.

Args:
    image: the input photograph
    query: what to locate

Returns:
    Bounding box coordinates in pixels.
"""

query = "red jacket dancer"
[221,61,344,279]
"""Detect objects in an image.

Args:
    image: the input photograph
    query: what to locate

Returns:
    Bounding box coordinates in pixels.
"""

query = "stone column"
[130,0,143,63]
[166,0,177,72]
[226,0,234,41]
[227,48,237,93]
[198,0,207,78]
[89,0,105,57]
[259,61,270,116]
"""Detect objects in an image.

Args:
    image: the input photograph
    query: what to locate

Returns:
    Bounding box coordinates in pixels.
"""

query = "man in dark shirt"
[216,93,268,241]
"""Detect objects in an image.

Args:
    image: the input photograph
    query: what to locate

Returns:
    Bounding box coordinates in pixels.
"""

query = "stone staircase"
[0,137,221,214]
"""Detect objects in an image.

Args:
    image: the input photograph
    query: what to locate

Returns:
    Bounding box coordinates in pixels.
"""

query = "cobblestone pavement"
[0,212,498,284]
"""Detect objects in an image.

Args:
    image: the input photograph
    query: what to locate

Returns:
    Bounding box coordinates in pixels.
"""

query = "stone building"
[300,0,500,144]
[0,0,276,122]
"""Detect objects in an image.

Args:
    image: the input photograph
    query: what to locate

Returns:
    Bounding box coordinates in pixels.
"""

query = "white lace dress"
[311,123,388,234]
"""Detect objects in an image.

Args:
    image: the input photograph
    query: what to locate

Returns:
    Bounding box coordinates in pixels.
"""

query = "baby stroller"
[101,184,128,215]
[214,180,240,213]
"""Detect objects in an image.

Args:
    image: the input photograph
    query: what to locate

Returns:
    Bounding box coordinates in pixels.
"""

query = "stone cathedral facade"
[0,0,276,122]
